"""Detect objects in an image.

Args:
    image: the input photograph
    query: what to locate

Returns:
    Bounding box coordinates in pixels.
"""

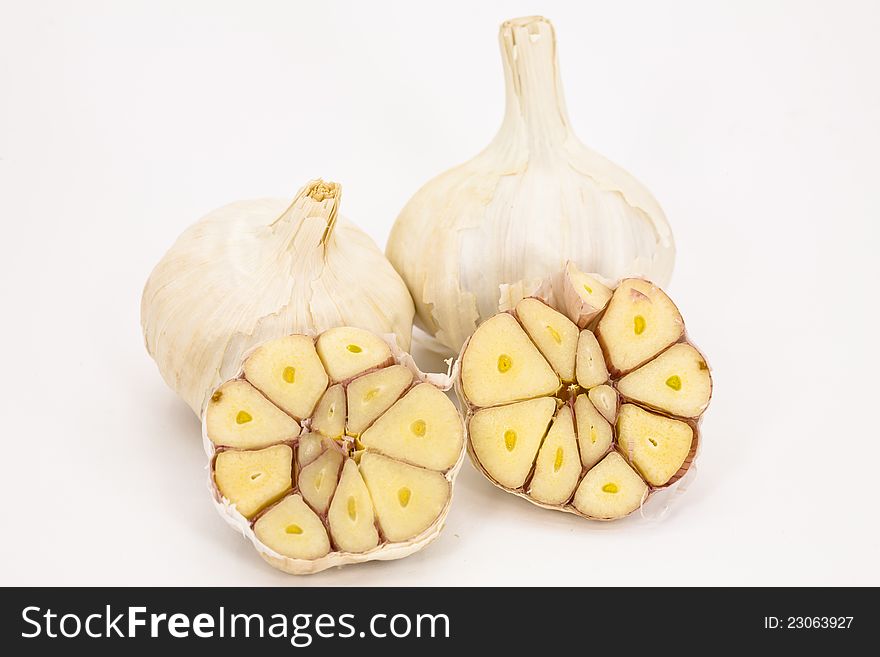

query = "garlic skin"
[142,180,415,416]
[387,16,674,352]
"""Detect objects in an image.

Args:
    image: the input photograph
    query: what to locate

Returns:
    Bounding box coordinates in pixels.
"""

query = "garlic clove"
[617,343,712,418]
[572,452,648,520]
[316,326,393,383]
[527,406,581,506]
[310,384,346,441]
[358,452,450,544]
[243,334,328,420]
[358,383,463,471]
[328,459,380,554]
[214,444,293,519]
[573,393,614,471]
[460,313,560,407]
[596,279,684,375]
[297,446,344,515]
[561,262,614,329]
[206,380,300,449]
[616,404,694,487]
[296,432,326,470]
[468,397,556,490]
[587,384,619,424]
[345,365,413,437]
[253,494,331,561]
[514,298,579,383]
[575,329,609,389]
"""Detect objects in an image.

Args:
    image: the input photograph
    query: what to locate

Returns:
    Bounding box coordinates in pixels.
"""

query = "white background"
[1,0,878,586]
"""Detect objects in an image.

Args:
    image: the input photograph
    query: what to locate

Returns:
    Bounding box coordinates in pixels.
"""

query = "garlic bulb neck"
[271,179,341,254]
[496,16,570,150]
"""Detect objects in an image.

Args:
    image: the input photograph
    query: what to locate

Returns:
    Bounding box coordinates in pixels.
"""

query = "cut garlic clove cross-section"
[575,329,609,389]
[298,447,344,515]
[573,393,613,471]
[617,343,712,418]
[328,459,380,554]
[253,494,331,561]
[460,313,560,407]
[346,365,413,437]
[213,444,293,519]
[527,405,581,505]
[515,298,579,382]
[469,397,556,489]
[316,326,393,382]
[243,334,328,420]
[359,452,450,544]
[616,404,694,487]
[596,279,684,375]
[206,380,300,449]
[573,452,648,519]
[310,384,346,440]
[359,383,463,471]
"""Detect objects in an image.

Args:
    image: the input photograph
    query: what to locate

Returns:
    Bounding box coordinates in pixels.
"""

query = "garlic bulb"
[456,262,711,521]
[204,327,464,574]
[142,179,415,416]
[387,16,675,352]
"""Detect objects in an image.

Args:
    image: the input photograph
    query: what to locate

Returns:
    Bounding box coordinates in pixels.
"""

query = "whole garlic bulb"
[387,16,675,352]
[141,179,415,416]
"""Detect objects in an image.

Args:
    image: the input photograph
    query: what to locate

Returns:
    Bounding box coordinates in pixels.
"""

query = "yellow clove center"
[410,419,427,437]
[497,354,513,373]
[602,483,619,494]
[504,429,517,451]
[553,447,564,472]
[346,344,362,353]
[364,388,379,402]
[347,496,357,521]
[583,284,593,294]
[634,315,646,335]
[236,410,252,424]
[546,325,562,344]
[285,524,303,535]
[666,375,682,391]
[397,487,411,507]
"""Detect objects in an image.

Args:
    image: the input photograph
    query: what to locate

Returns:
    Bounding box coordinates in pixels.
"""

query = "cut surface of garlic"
[142,179,415,416]
[388,16,674,352]
[205,327,465,574]
[457,263,711,521]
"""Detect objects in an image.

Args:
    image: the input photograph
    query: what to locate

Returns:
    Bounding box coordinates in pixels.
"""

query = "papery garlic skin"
[387,16,674,352]
[142,180,415,416]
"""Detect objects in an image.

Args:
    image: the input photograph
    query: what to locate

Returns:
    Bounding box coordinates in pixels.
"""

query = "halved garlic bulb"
[388,16,675,352]
[205,327,465,574]
[456,263,711,521]
[142,179,415,415]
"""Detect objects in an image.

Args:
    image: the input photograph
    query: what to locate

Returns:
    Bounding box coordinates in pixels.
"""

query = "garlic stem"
[270,178,341,253]
[498,16,570,149]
